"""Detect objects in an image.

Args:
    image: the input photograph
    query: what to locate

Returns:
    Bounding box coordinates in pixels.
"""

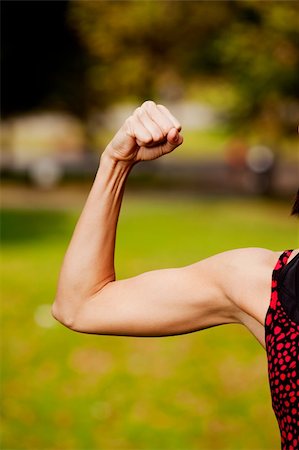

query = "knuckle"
[124,117,133,134]
[154,132,164,142]
[142,100,155,110]
[143,135,153,144]
[137,108,146,118]
[125,116,132,127]
[133,107,142,116]
[160,123,170,134]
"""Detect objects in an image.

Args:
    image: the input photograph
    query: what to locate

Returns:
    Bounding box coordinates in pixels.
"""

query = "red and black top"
[265,250,299,450]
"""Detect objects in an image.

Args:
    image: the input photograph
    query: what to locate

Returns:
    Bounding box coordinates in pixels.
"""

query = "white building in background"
[0,113,87,187]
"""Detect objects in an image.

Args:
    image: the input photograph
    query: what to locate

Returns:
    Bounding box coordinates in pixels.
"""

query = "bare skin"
[52,100,298,350]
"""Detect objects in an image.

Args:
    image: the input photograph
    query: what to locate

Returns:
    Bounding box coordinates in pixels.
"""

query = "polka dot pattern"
[265,250,299,450]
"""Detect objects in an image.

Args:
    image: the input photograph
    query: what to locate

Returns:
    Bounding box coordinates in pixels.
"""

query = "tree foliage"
[2,0,298,129]
[69,0,299,127]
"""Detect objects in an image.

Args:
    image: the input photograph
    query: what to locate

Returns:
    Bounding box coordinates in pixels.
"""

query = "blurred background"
[1,1,299,449]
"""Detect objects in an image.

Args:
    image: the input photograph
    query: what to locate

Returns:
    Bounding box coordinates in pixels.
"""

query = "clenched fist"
[103,101,183,164]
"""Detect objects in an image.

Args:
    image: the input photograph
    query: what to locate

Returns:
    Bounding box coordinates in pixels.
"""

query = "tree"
[69,0,299,131]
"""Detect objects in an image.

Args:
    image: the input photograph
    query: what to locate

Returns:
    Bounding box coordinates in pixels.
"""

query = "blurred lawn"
[1,193,299,450]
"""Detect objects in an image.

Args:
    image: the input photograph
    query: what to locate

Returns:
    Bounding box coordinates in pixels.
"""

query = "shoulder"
[204,247,279,283]
[188,247,279,310]
[204,247,282,347]
[184,247,282,347]
[213,247,281,326]
[214,246,280,264]
[203,247,280,320]
[211,246,280,278]
[190,247,280,302]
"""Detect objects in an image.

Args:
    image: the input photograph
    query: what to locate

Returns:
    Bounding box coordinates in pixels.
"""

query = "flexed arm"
[52,101,252,337]
[52,101,183,328]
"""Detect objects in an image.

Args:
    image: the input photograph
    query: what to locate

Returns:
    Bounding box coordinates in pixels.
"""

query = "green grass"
[1,194,298,450]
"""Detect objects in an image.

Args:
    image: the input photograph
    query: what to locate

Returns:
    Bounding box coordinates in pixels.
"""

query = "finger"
[141,101,176,135]
[157,104,181,131]
[127,115,153,146]
[167,128,183,146]
[157,128,183,156]
[137,108,165,143]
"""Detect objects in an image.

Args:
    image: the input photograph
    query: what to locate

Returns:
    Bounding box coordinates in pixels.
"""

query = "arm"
[52,101,249,336]
[52,153,132,328]
[52,100,184,328]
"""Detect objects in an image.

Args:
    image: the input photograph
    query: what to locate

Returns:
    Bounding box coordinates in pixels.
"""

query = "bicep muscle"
[72,257,240,336]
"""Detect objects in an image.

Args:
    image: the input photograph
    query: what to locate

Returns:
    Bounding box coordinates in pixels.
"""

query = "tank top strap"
[270,249,294,310]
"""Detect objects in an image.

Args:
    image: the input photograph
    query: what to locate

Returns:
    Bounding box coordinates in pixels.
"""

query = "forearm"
[53,151,135,326]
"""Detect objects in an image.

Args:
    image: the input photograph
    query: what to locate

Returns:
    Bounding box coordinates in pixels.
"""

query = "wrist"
[101,146,137,169]
[99,149,135,184]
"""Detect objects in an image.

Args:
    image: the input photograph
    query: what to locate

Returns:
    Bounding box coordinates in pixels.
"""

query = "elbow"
[51,300,77,330]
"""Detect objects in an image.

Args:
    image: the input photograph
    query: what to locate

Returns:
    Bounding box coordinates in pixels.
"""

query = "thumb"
[157,129,183,156]
[164,128,183,150]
